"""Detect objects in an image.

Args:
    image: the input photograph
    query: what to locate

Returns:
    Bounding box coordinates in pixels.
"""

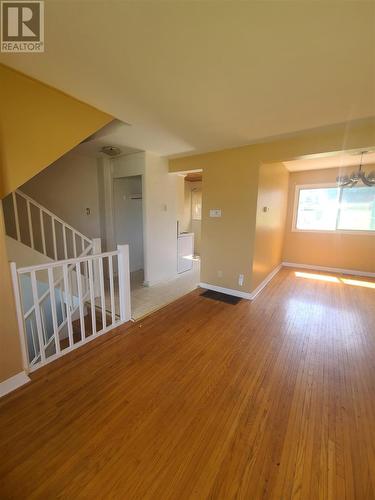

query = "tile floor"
[130,258,200,320]
[97,258,201,321]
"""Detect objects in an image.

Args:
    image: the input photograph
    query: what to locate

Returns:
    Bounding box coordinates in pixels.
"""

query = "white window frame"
[292,183,375,236]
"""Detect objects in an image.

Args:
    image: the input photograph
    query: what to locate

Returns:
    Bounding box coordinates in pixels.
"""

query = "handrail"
[17,249,118,274]
[9,190,93,262]
[15,190,92,245]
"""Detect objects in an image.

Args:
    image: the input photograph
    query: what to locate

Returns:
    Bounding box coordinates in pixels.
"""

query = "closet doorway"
[113,175,144,283]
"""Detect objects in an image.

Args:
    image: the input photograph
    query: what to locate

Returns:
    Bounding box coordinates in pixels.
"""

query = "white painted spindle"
[27,200,34,249]
[40,210,47,255]
[52,218,57,260]
[99,257,106,330]
[47,267,60,355]
[75,262,86,341]
[88,259,97,336]
[29,320,37,363]
[73,232,77,258]
[12,192,21,242]
[62,226,68,259]
[92,238,102,298]
[30,271,46,363]
[62,264,74,348]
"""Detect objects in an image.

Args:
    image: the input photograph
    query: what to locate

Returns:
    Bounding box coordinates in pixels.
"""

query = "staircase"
[4,190,94,261]
[4,190,131,373]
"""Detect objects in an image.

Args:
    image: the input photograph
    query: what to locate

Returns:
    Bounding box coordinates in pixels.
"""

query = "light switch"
[210,209,222,218]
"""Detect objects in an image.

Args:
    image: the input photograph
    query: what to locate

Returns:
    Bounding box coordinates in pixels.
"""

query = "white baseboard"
[249,264,283,300]
[199,282,252,300]
[0,371,30,398]
[282,262,375,278]
[200,264,283,302]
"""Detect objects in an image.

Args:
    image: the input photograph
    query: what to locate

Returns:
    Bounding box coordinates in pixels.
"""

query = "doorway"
[113,175,144,283]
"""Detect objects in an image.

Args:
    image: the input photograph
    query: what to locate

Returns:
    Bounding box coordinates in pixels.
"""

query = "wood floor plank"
[0,268,374,499]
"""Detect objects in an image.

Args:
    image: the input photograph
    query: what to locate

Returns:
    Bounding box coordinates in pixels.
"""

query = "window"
[191,190,202,220]
[294,184,375,233]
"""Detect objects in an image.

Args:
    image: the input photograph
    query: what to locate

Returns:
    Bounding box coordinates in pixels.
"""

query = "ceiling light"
[337,152,375,187]
[101,146,122,157]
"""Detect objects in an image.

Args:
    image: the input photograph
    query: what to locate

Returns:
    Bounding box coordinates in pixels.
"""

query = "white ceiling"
[76,121,141,157]
[1,2,374,157]
[284,151,375,172]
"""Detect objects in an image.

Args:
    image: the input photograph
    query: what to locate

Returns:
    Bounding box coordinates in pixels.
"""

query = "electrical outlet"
[238,274,244,286]
[217,270,223,278]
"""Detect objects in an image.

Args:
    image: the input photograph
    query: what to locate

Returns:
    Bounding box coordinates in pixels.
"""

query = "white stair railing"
[8,190,93,260]
[10,245,131,372]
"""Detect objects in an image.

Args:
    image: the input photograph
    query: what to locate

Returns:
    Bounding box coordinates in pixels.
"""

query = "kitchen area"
[177,171,202,273]
[130,170,202,320]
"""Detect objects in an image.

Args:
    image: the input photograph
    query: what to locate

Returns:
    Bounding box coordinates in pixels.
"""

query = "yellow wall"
[252,163,289,290]
[0,64,112,198]
[196,148,259,292]
[169,118,375,293]
[283,167,375,273]
[0,202,23,382]
[0,65,112,384]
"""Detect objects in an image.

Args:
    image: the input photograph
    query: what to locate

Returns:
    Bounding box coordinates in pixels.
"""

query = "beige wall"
[169,118,375,293]
[282,167,375,273]
[0,64,112,198]
[0,202,23,382]
[20,150,101,239]
[252,163,289,289]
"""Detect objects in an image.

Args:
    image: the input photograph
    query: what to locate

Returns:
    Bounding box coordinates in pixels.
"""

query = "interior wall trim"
[249,264,283,300]
[282,262,375,278]
[199,283,252,300]
[0,371,30,398]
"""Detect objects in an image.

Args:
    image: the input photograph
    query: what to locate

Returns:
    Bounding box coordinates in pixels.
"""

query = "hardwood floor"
[1,268,375,499]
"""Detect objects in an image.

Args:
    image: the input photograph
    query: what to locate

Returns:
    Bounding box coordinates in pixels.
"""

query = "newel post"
[117,244,132,322]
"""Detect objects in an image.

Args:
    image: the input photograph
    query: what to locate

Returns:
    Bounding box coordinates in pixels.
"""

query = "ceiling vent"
[101,146,122,157]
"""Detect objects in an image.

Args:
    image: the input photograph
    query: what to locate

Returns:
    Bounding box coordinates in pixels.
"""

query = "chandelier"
[336,152,375,187]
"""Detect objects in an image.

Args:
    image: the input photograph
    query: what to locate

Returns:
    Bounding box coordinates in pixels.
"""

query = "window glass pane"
[296,188,339,230]
[337,187,375,231]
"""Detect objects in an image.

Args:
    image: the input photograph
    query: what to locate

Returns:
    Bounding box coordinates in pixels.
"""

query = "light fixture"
[336,152,375,187]
[101,146,122,157]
